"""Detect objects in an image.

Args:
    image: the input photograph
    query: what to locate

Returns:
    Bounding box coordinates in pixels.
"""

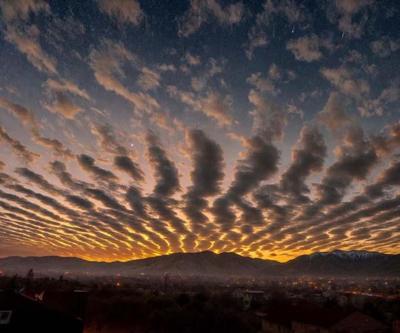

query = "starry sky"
[0,0,399,262]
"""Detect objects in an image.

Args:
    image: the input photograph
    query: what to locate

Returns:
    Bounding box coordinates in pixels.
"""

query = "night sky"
[0,0,399,262]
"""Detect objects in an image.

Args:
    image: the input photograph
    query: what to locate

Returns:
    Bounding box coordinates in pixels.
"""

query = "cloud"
[85,188,125,211]
[49,160,86,191]
[6,183,78,218]
[146,133,180,197]
[244,0,305,59]
[4,24,57,75]
[315,127,377,207]
[15,167,62,195]
[0,0,57,74]
[0,0,49,22]
[89,40,159,114]
[44,92,82,119]
[359,84,400,117]
[0,97,36,126]
[45,79,90,100]
[321,67,370,99]
[229,136,279,199]
[137,67,161,91]
[167,87,234,127]
[370,37,400,57]
[280,126,326,203]
[77,154,118,183]
[98,0,143,26]
[0,126,39,163]
[90,124,128,155]
[183,129,224,229]
[287,34,333,62]
[366,160,400,198]
[262,0,305,24]
[212,133,279,230]
[200,92,234,127]
[185,53,201,66]
[247,73,278,95]
[114,155,143,182]
[0,97,73,157]
[331,0,374,38]
[318,92,353,131]
[371,121,400,156]
[126,186,147,218]
[145,132,187,246]
[248,90,288,141]
[245,30,268,60]
[179,0,244,37]
[66,194,94,210]
[31,128,74,158]
[43,78,90,119]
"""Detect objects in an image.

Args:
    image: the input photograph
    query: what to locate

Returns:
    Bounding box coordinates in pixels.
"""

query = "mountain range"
[0,250,399,278]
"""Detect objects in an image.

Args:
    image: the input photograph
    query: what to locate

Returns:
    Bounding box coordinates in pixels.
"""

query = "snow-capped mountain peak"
[310,249,382,260]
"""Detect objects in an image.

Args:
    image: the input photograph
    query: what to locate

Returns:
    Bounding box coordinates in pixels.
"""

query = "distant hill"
[0,250,399,278]
[284,250,400,276]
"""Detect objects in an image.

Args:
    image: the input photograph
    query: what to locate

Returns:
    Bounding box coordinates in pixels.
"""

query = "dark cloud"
[0,189,62,222]
[366,160,400,198]
[212,134,279,230]
[146,132,180,197]
[280,126,326,203]
[145,132,188,250]
[114,155,143,181]
[66,194,94,210]
[85,188,125,211]
[229,135,279,198]
[15,167,62,195]
[183,129,224,230]
[31,128,74,158]
[6,183,78,218]
[126,186,147,218]
[77,154,118,182]
[0,97,36,125]
[0,126,39,163]
[316,127,377,206]
[92,124,128,155]
[0,97,74,158]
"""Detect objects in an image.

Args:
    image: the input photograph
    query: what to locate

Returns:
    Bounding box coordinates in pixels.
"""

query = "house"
[260,301,388,333]
[0,290,83,333]
[392,320,400,333]
[260,301,345,333]
[332,312,388,333]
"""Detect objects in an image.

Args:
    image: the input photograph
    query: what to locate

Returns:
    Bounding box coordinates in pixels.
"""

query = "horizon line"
[1,249,398,265]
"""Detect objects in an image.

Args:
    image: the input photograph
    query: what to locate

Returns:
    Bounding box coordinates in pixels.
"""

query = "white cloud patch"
[89,40,159,114]
[179,0,244,37]
[248,89,287,141]
[370,37,400,58]
[0,0,57,75]
[167,86,234,127]
[287,34,334,62]
[43,79,90,119]
[321,66,370,99]
[98,0,143,26]
[318,92,354,131]
[137,67,161,91]
[331,0,374,38]
[5,25,57,75]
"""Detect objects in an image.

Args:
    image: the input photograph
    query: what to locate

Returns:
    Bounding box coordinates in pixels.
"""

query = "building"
[332,311,388,332]
[0,290,84,333]
[260,301,388,333]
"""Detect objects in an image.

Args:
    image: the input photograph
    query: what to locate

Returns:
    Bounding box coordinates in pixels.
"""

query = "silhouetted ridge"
[0,250,398,277]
